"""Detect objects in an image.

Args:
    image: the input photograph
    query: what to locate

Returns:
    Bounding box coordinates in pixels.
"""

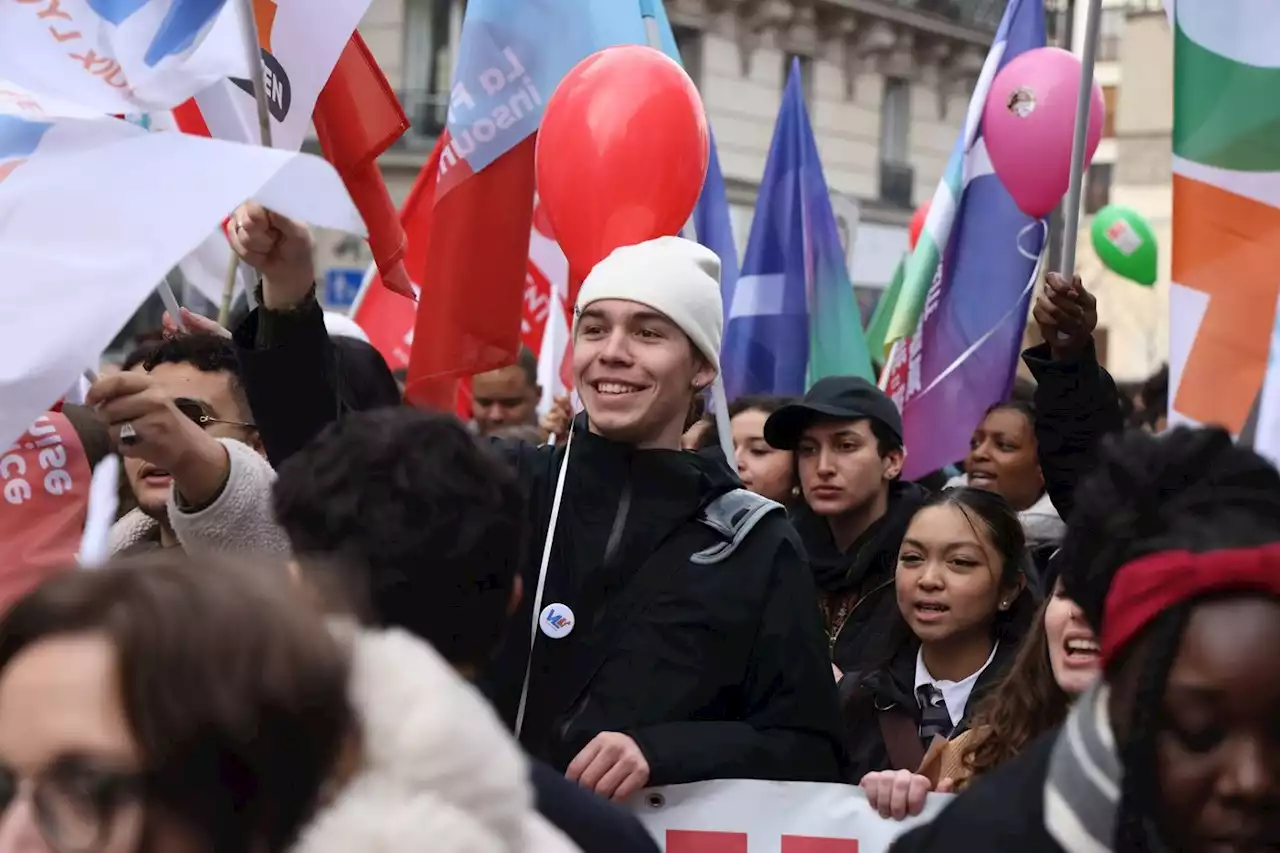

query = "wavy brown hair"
[956,596,1072,784]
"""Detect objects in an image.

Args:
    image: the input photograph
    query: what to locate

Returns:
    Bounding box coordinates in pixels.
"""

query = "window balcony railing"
[873,0,1005,33]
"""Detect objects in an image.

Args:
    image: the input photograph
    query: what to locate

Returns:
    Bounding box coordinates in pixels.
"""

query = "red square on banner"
[667,830,748,853]
[782,836,859,853]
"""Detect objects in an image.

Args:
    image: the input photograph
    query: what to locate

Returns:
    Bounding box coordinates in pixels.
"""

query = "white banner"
[0,0,249,113]
[630,780,951,853]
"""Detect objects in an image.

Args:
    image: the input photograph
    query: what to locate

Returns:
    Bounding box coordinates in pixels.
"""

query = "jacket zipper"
[830,576,894,655]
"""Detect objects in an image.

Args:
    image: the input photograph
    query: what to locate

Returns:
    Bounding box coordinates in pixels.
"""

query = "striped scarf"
[1045,682,1120,852]
[1043,682,1168,853]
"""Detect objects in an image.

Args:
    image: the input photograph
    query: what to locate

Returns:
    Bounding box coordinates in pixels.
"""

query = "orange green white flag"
[1170,1,1280,434]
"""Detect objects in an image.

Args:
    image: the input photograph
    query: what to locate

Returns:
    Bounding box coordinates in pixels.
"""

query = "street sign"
[324,268,364,309]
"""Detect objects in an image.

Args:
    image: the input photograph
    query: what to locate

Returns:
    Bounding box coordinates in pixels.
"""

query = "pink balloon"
[982,47,1105,219]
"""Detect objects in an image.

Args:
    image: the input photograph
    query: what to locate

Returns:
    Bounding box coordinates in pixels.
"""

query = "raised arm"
[1023,272,1124,522]
[228,203,345,467]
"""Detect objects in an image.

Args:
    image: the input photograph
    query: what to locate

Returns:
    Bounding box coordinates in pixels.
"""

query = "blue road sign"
[324,268,364,309]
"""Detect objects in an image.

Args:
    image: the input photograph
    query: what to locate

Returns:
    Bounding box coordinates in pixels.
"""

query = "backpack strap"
[878,709,928,773]
[691,489,784,565]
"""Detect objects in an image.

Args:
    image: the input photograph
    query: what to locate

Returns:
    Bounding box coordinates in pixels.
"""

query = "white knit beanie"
[574,236,723,373]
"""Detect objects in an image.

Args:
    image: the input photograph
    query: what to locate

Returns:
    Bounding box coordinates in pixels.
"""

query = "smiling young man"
[224,206,847,799]
[486,235,847,797]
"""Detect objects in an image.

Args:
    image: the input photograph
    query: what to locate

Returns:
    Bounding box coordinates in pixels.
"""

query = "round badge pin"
[539,603,575,639]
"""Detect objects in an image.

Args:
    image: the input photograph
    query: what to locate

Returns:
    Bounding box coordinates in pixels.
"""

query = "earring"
[1000,600,1009,610]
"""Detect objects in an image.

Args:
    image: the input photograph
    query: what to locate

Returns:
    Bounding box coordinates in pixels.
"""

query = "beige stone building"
[314,0,1006,317]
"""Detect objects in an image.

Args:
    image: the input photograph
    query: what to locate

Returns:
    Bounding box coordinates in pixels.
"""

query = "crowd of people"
[0,199,1272,853]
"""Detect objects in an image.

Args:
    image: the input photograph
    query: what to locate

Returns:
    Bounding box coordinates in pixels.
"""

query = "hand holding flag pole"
[219,0,275,325]
[1053,0,1103,341]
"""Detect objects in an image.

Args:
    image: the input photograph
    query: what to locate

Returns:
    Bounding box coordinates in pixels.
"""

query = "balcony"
[869,0,1004,31]
[878,160,915,209]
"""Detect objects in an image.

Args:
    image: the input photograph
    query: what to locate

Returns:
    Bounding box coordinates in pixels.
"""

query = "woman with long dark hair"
[840,487,1035,780]
[862,577,1101,818]
[891,427,1280,853]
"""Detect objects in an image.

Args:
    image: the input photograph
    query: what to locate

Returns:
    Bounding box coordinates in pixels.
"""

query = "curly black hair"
[272,408,525,668]
[121,333,250,417]
[1056,426,1280,852]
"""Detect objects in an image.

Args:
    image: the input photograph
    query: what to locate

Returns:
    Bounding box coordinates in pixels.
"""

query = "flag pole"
[1057,0,1102,278]
[639,0,734,465]
[158,271,186,331]
[220,0,275,326]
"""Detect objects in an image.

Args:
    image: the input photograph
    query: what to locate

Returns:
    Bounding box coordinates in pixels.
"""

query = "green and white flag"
[1170,0,1280,435]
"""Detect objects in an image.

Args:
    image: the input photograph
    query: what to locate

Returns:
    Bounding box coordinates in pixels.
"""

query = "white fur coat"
[108,438,291,557]
[293,626,580,853]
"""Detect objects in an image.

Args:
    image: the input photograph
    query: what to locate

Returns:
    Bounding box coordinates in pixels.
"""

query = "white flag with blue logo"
[0,0,249,114]
[0,81,363,449]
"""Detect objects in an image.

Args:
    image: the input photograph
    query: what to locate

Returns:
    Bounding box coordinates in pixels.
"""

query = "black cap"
[763,376,903,450]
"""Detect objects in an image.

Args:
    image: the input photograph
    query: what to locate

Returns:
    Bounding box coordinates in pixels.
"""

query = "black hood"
[792,480,931,594]
[333,336,402,411]
[552,412,742,625]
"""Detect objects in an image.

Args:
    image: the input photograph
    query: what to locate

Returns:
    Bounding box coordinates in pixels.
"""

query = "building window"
[1085,162,1113,213]
[402,0,462,143]
[880,77,911,163]
[782,53,814,107]
[1044,0,1071,47]
[1098,7,1125,61]
[1102,84,1118,138]
[672,25,703,89]
[879,77,913,207]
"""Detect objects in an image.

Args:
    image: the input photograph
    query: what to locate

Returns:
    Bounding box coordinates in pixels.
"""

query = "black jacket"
[486,419,848,784]
[889,729,1063,852]
[233,300,846,787]
[231,299,400,468]
[791,481,930,674]
[1022,340,1124,525]
[840,634,1023,779]
[529,760,660,853]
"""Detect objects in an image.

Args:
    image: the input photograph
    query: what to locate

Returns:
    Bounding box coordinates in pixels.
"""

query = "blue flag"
[722,62,872,398]
[643,0,740,317]
[883,0,1047,479]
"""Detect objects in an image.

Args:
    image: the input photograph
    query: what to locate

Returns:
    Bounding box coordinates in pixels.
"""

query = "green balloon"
[1091,205,1158,286]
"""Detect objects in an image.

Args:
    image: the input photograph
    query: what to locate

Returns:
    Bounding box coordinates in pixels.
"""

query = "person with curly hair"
[890,427,1280,853]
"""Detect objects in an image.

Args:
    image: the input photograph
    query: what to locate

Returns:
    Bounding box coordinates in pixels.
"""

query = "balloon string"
[907,218,1047,405]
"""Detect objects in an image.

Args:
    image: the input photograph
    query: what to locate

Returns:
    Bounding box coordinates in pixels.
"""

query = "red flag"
[403,133,536,410]
[313,33,414,298]
[0,413,97,612]
[351,137,442,372]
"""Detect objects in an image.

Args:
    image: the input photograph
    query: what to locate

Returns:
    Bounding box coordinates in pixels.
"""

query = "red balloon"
[908,201,931,251]
[536,45,709,278]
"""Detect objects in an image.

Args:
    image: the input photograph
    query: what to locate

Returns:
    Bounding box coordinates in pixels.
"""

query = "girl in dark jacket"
[891,427,1280,853]
[840,487,1036,780]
